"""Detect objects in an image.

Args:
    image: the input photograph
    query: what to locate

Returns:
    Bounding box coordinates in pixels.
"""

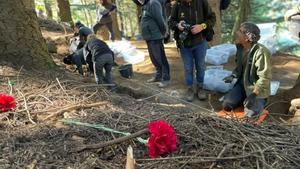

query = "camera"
[179,22,192,41]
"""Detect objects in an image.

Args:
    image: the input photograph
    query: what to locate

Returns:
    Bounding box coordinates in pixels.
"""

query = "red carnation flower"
[0,93,16,113]
[147,120,177,158]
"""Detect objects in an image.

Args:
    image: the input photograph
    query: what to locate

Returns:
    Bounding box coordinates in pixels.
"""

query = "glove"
[223,75,234,83]
[243,93,257,109]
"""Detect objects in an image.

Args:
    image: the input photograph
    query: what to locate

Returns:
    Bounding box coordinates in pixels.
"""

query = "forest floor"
[0,23,300,168]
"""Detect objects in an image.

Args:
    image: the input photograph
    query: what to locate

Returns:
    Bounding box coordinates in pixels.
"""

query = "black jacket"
[169,0,216,47]
[84,38,113,62]
[140,0,167,41]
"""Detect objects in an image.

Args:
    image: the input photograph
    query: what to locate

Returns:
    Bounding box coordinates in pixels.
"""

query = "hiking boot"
[197,86,207,101]
[185,87,194,102]
[158,80,170,88]
[147,77,161,83]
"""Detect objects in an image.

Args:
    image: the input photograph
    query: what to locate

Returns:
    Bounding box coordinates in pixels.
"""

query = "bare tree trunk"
[0,0,54,70]
[110,0,121,40]
[119,10,125,34]
[129,15,136,38]
[57,0,73,26]
[208,0,222,45]
[83,0,94,27]
[98,0,121,40]
[136,6,142,35]
[44,0,53,19]
[23,0,35,9]
[231,0,250,42]
[80,0,90,26]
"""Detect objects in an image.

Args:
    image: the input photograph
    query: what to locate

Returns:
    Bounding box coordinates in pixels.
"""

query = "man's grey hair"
[240,22,261,43]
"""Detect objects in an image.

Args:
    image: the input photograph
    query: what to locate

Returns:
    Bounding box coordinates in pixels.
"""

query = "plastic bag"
[108,40,132,55]
[121,48,145,64]
[257,23,278,55]
[203,68,234,93]
[205,49,230,65]
[211,43,237,56]
[108,40,145,64]
[69,36,79,53]
[270,81,280,96]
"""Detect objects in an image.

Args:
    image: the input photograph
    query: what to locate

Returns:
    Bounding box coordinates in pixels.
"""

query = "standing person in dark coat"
[135,0,171,88]
[84,34,114,85]
[93,0,117,41]
[73,21,93,50]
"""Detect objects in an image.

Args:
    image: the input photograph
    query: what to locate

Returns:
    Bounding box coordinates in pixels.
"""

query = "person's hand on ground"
[223,75,235,83]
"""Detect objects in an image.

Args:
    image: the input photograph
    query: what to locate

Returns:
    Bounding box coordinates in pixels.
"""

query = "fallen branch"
[136,153,256,163]
[209,144,234,169]
[72,128,148,152]
[42,101,108,121]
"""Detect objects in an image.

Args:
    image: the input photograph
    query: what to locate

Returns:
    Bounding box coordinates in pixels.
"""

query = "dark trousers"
[146,39,170,81]
[222,80,267,117]
[93,22,115,41]
[93,53,114,84]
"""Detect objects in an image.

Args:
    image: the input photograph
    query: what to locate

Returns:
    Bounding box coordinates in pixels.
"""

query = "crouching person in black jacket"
[63,48,94,76]
[84,34,114,85]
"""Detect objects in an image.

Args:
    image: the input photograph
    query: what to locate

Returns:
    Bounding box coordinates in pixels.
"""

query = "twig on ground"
[42,101,108,121]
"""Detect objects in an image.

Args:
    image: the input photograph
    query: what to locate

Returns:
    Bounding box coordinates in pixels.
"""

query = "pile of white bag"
[69,38,145,64]
[205,43,237,65]
[204,43,237,93]
[108,40,145,64]
[203,66,235,93]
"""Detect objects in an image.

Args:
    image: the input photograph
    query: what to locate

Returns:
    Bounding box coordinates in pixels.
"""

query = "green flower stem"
[59,119,148,144]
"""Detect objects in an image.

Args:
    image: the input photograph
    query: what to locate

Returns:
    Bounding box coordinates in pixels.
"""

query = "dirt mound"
[268,76,300,120]
[38,18,73,33]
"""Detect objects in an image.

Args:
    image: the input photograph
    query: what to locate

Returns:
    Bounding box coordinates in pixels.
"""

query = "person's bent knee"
[222,101,234,111]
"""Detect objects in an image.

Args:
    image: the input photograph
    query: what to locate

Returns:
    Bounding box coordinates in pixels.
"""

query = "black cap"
[63,55,73,65]
[75,21,84,28]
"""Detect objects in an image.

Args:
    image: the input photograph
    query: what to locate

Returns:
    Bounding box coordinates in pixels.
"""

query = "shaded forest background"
[36,0,298,41]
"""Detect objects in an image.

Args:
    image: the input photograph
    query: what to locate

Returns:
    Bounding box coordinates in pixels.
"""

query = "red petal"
[147,120,177,158]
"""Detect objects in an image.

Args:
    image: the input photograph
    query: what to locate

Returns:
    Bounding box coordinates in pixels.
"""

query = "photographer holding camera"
[169,0,216,102]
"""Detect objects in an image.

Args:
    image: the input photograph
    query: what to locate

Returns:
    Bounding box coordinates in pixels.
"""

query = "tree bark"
[110,0,121,40]
[23,0,35,10]
[136,6,142,35]
[0,0,55,70]
[83,0,94,27]
[80,0,90,26]
[44,0,53,19]
[208,0,222,45]
[100,0,121,40]
[56,0,73,26]
[231,0,250,42]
